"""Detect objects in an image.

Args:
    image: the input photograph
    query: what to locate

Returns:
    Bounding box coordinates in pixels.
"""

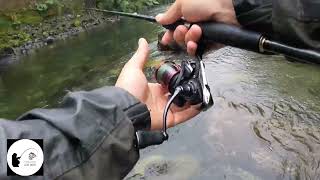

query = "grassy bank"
[0,0,173,58]
[96,0,173,12]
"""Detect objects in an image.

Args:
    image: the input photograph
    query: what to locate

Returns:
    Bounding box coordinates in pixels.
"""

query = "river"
[0,6,320,180]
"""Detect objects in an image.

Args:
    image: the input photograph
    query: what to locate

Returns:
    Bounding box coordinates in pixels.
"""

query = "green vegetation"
[34,0,64,16]
[0,0,172,57]
[0,10,42,52]
[74,16,82,27]
[96,0,161,12]
[0,31,30,50]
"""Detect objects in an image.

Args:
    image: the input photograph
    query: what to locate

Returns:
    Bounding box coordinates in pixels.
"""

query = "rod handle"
[163,19,187,31]
[198,22,263,53]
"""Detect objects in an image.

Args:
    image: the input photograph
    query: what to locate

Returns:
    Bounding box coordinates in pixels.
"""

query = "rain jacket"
[234,0,320,50]
[0,87,151,179]
[0,1,319,180]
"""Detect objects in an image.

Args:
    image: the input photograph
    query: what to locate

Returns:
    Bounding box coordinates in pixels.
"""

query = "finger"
[185,24,202,44]
[127,38,149,70]
[161,30,174,45]
[155,2,181,25]
[173,25,188,46]
[187,41,198,56]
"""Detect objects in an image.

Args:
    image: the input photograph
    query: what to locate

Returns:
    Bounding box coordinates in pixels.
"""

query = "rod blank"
[263,40,320,64]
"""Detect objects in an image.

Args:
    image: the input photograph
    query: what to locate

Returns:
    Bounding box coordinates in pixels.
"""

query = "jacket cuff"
[111,87,151,131]
[124,102,151,131]
[233,0,261,16]
[232,0,243,15]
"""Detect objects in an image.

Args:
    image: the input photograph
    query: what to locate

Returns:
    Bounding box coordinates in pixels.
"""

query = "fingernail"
[155,13,164,22]
[138,38,143,45]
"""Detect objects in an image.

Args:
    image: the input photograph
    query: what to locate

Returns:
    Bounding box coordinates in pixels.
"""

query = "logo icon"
[7,139,44,176]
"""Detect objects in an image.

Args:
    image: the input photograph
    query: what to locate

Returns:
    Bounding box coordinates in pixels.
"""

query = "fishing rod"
[87,8,215,148]
[87,8,185,31]
[87,8,320,148]
[87,8,320,64]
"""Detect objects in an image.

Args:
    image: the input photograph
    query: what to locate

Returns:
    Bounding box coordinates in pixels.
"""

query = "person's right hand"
[156,0,239,55]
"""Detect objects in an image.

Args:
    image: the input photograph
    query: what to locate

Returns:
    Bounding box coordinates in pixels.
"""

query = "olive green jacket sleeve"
[0,86,151,180]
[233,0,320,50]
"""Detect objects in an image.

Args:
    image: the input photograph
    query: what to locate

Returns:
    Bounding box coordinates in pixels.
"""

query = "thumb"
[127,38,149,69]
[156,1,182,25]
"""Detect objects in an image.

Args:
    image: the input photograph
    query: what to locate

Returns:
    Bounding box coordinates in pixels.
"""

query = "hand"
[116,38,200,130]
[156,0,239,55]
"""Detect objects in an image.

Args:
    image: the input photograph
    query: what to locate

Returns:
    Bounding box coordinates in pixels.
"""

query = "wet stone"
[145,162,170,176]
[0,47,15,58]
[46,36,54,45]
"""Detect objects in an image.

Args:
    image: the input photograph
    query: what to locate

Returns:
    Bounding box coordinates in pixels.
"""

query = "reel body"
[155,60,211,109]
[136,57,214,149]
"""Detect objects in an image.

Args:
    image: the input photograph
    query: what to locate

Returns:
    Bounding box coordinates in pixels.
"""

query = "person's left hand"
[116,38,200,130]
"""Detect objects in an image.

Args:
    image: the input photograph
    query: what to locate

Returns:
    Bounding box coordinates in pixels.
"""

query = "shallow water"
[0,15,160,119]
[1,7,320,180]
[127,48,320,180]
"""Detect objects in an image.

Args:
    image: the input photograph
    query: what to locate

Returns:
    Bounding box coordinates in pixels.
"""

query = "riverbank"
[0,11,119,65]
[0,0,174,65]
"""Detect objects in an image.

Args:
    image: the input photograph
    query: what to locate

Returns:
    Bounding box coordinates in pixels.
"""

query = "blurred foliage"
[0,10,43,31]
[0,16,12,31]
[0,31,30,49]
[0,9,33,53]
[74,18,81,27]
[96,0,164,12]
[0,0,172,53]
[34,0,64,16]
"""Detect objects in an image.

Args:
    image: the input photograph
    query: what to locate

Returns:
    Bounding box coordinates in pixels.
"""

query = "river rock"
[0,47,15,58]
[46,36,55,45]
[21,49,27,55]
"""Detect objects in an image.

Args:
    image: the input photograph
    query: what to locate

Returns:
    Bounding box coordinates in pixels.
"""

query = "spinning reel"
[136,54,214,149]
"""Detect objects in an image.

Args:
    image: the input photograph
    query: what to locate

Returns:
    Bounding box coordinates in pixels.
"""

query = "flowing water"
[1,7,320,180]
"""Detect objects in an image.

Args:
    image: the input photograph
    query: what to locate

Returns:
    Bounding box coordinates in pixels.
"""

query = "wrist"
[125,102,151,131]
[114,86,152,131]
[145,100,163,131]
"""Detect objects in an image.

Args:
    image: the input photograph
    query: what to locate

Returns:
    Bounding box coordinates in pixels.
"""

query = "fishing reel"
[156,61,203,107]
[136,56,214,149]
